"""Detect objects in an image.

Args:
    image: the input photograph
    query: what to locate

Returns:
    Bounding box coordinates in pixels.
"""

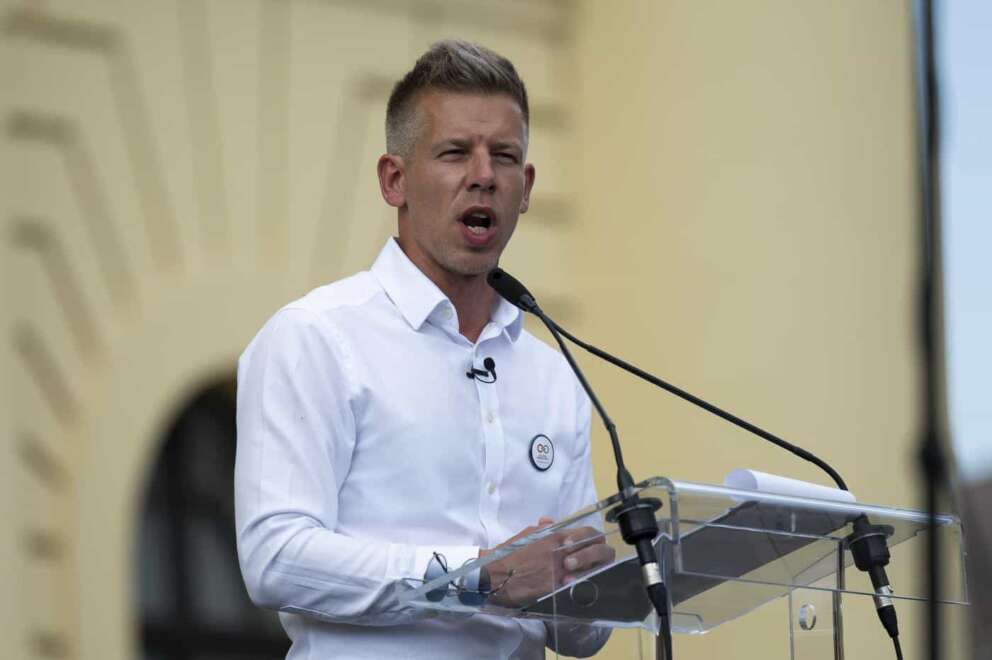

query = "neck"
[394,238,497,343]
[441,274,496,343]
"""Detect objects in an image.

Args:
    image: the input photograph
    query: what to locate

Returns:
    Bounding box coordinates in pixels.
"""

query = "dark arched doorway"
[136,378,290,659]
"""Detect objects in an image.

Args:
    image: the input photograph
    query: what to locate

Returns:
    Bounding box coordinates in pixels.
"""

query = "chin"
[449,255,498,278]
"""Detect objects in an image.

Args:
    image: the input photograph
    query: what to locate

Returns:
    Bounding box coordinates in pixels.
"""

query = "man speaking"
[235,40,611,659]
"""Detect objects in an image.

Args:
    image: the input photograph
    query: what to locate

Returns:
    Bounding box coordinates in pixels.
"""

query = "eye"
[495,153,519,164]
[439,149,465,160]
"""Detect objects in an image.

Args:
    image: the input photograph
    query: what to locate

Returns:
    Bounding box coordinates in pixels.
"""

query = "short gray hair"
[385,39,529,158]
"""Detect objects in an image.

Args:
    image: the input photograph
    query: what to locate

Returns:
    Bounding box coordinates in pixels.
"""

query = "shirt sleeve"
[556,387,599,524]
[545,385,612,656]
[234,307,479,625]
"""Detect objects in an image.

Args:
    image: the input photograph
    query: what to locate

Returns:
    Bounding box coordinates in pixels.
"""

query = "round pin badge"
[529,434,554,471]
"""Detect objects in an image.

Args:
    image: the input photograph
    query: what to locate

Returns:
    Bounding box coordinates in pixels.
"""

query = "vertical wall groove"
[256,0,291,266]
[4,8,183,272]
[6,112,136,307]
[1,3,575,659]
[178,0,231,260]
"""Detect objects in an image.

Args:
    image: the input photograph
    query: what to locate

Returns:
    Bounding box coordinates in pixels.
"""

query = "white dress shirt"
[235,238,605,659]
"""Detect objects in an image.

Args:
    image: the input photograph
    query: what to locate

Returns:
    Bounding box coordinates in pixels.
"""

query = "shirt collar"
[370,238,523,342]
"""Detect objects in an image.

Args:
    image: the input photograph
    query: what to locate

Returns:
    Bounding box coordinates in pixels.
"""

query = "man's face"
[389,90,535,283]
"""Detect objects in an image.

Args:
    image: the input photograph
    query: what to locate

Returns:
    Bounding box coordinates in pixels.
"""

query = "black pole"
[911,2,947,659]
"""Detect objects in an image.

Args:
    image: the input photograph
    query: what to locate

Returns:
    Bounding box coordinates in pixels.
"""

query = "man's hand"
[479,518,616,608]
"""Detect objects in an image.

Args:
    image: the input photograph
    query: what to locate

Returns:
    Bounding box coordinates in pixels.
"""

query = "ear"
[519,163,536,214]
[377,153,406,208]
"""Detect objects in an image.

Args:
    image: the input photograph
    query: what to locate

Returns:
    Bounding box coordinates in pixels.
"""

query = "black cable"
[895,635,904,660]
[547,319,910,659]
[647,582,674,660]
[484,270,673,654]
[530,306,634,493]
[659,620,673,660]
[549,320,849,491]
[530,305,673,653]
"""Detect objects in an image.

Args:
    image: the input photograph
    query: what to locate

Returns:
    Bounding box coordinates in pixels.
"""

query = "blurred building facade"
[2,1,956,659]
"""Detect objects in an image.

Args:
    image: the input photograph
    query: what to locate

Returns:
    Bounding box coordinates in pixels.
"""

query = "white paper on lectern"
[724,468,857,503]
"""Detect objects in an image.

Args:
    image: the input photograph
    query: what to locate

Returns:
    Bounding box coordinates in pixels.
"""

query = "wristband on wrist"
[456,559,488,606]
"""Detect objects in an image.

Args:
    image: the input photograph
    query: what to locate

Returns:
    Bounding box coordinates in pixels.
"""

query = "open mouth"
[459,208,495,236]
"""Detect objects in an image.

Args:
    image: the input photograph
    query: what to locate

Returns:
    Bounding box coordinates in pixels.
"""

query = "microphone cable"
[547,319,848,490]
[545,317,904,657]
[489,266,906,658]
[531,305,673,660]
[487,268,674,659]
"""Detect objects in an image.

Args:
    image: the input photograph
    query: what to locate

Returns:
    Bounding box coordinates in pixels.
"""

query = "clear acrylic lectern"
[399,476,968,658]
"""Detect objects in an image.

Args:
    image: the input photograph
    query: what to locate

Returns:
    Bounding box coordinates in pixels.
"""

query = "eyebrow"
[491,141,523,153]
[432,138,523,153]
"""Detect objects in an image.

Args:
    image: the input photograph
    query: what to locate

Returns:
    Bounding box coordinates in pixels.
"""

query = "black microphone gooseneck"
[487,268,674,659]
[547,321,849,490]
[489,266,905,659]
[540,318,902,650]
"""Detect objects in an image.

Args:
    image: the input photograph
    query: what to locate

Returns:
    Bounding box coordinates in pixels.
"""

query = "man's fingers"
[560,526,607,554]
[565,525,604,542]
[562,542,616,575]
[508,518,555,542]
[506,523,547,544]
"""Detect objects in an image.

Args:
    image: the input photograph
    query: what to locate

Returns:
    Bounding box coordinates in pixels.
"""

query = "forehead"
[415,90,527,144]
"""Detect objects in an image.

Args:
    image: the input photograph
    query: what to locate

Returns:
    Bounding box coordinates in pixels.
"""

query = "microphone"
[523,293,903,650]
[488,266,901,659]
[486,268,538,312]
[486,269,634,493]
[487,267,673,659]
[849,517,901,643]
[466,357,497,383]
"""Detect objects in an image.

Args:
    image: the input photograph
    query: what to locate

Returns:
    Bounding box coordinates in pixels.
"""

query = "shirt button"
[488,483,496,495]
[486,412,495,424]
[440,307,453,320]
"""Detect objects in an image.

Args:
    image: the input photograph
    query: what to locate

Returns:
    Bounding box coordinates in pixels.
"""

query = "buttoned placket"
[429,303,506,550]
[472,323,505,550]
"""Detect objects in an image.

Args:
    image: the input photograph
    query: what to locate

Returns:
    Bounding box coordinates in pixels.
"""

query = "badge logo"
[529,434,554,471]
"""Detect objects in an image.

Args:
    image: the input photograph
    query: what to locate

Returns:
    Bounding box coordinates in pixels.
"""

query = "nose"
[467,150,496,193]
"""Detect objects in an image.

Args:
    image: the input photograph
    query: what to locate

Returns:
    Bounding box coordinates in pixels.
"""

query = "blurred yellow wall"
[568,2,960,659]
[1,1,962,659]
